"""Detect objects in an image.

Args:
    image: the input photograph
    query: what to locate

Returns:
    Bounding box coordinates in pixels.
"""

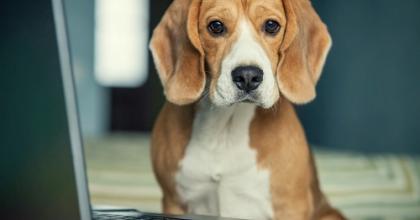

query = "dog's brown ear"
[277,0,332,104]
[150,0,204,105]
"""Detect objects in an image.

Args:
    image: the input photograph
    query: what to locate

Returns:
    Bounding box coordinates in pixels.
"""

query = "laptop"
[0,0,238,219]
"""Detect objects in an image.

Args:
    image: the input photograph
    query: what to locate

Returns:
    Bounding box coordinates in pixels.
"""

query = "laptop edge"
[52,0,92,219]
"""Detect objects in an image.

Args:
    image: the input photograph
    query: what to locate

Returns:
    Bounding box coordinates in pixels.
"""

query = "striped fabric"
[85,134,420,220]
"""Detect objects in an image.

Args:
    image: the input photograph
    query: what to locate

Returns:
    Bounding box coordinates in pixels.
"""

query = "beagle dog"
[150,0,345,219]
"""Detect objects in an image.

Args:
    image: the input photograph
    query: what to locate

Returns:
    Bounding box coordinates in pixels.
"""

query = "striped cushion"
[85,134,420,220]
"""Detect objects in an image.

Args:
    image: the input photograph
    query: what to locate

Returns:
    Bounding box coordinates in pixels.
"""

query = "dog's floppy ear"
[150,0,204,105]
[277,0,332,104]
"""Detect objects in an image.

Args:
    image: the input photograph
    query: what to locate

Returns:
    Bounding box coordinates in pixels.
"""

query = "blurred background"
[3,0,418,219]
[67,0,420,154]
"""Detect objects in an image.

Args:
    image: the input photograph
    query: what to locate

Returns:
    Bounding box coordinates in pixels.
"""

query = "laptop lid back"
[0,0,91,219]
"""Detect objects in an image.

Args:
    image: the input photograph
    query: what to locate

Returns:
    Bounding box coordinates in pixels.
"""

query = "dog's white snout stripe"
[214,19,279,108]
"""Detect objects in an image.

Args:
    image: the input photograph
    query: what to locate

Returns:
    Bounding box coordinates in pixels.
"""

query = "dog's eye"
[264,20,280,35]
[208,20,225,36]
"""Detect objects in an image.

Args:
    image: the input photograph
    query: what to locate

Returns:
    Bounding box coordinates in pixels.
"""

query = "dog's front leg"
[268,154,314,220]
[162,195,186,215]
[272,192,312,220]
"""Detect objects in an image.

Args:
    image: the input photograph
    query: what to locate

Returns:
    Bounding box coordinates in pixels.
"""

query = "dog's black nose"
[231,66,263,92]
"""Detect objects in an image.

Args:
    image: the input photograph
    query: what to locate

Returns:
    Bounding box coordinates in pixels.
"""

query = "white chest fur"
[175,102,273,220]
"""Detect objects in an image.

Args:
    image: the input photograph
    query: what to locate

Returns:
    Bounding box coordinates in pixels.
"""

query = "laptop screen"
[0,0,90,219]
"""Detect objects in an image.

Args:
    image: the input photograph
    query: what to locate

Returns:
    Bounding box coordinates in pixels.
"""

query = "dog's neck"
[189,99,256,151]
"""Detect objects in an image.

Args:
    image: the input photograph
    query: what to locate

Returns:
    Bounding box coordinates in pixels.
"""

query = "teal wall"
[299,0,420,153]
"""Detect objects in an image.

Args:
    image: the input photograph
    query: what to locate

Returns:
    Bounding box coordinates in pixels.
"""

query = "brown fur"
[149,0,205,105]
[250,100,345,219]
[150,0,345,219]
[278,0,332,104]
[151,103,194,214]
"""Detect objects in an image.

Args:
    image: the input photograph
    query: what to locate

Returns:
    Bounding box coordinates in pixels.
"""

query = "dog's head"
[150,0,331,108]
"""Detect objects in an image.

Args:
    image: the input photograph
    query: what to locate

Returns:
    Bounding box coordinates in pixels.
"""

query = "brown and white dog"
[149,0,345,219]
